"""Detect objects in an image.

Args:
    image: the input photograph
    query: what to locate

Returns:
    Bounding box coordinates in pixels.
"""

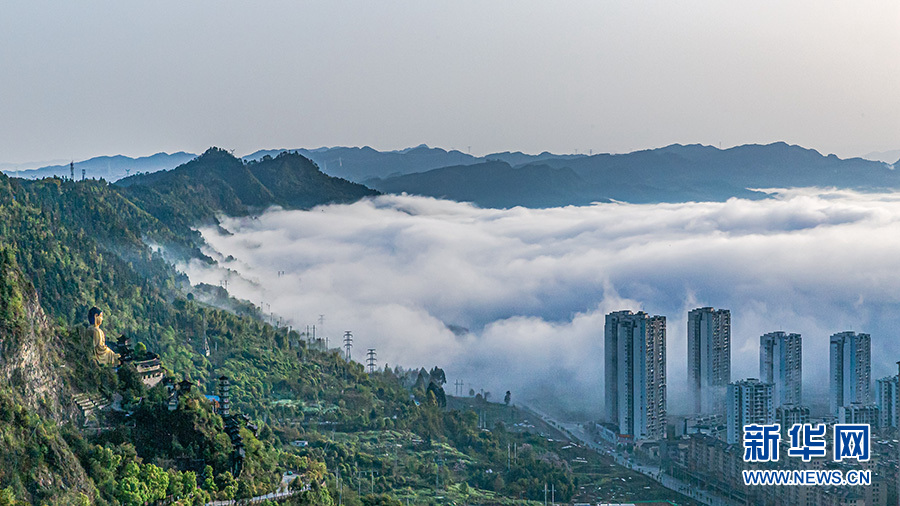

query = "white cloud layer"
[180,190,900,418]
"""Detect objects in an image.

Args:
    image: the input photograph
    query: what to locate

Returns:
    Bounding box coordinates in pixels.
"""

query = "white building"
[830,331,871,417]
[604,310,667,440]
[876,375,898,428]
[687,307,731,415]
[726,378,774,445]
[759,331,802,407]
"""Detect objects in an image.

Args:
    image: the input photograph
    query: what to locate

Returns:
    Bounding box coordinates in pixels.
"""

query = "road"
[523,404,738,506]
[206,473,306,505]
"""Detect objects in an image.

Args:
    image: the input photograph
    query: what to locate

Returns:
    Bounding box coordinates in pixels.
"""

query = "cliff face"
[0,248,94,502]
[0,248,72,419]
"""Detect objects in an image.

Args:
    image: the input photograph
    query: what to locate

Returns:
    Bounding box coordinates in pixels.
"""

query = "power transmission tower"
[343,331,353,361]
[70,161,74,180]
[454,379,463,396]
[366,349,377,373]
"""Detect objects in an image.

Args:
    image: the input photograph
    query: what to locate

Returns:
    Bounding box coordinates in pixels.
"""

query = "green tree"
[0,487,16,506]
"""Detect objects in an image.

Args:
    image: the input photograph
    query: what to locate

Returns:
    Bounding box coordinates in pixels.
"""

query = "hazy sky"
[2,1,898,163]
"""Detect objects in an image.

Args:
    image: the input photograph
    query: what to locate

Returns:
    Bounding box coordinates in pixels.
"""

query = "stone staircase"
[72,392,110,416]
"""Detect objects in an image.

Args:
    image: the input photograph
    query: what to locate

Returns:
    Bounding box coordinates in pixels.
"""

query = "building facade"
[726,378,774,445]
[830,331,872,416]
[776,403,810,431]
[838,403,880,426]
[687,307,731,414]
[604,310,667,440]
[759,331,802,407]
[876,375,898,428]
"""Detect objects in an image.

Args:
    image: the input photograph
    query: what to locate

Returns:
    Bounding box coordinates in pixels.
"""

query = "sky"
[181,190,900,418]
[1,1,898,163]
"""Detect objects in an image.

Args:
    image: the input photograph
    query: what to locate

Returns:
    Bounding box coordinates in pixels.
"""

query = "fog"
[179,189,900,418]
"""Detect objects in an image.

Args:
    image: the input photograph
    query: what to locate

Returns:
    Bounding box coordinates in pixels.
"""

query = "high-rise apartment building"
[838,403,880,426]
[776,403,810,431]
[830,331,871,416]
[759,332,802,407]
[726,378,775,445]
[687,307,731,414]
[604,310,667,440]
[876,375,897,428]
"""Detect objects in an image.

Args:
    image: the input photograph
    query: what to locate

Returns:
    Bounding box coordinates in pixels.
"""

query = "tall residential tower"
[687,307,731,414]
[759,332,802,407]
[726,378,775,444]
[876,375,898,428]
[830,331,871,416]
[604,310,667,440]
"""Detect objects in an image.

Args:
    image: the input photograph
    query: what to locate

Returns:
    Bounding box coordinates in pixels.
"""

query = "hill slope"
[0,248,95,503]
[116,148,378,231]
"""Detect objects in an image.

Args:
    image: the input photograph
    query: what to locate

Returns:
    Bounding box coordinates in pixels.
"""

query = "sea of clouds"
[179,189,900,418]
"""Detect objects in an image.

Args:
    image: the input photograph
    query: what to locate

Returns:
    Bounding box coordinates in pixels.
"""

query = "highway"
[523,404,738,506]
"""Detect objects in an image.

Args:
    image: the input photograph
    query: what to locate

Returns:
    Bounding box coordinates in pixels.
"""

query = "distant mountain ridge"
[243,144,587,182]
[373,142,900,206]
[14,143,900,208]
[368,160,599,208]
[116,147,377,231]
[863,149,900,165]
[4,151,197,181]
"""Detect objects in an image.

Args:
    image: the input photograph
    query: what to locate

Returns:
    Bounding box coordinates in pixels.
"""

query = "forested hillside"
[0,150,687,505]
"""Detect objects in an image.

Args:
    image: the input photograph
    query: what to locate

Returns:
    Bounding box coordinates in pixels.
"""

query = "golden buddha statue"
[86,307,119,366]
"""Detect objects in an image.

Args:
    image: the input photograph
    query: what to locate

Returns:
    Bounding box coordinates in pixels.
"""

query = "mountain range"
[369,142,900,206]
[4,151,197,181]
[8,143,900,208]
[243,144,587,182]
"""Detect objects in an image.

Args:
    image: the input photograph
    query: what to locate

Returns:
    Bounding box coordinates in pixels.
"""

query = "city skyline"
[605,304,890,422]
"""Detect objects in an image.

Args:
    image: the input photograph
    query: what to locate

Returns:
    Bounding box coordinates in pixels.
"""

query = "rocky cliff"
[0,247,94,502]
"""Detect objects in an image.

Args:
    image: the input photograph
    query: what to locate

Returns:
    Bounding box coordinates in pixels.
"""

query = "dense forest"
[0,149,684,505]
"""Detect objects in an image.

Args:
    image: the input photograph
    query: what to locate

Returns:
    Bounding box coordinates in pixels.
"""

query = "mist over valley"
[178,188,900,419]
